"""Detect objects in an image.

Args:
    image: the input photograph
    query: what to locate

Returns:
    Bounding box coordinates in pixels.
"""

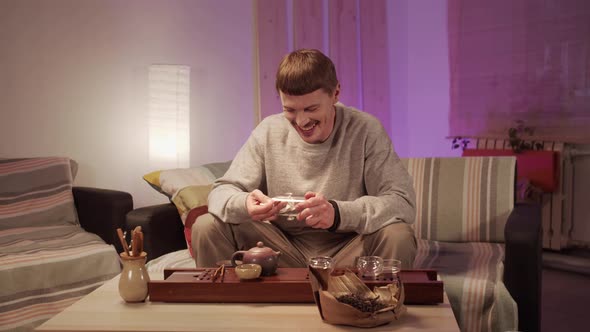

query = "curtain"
[255,0,392,135]
[448,0,590,144]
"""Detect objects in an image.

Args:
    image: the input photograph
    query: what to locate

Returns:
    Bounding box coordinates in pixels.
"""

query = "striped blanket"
[414,239,517,332]
[0,157,80,231]
[0,158,121,331]
[0,226,120,331]
[403,157,518,332]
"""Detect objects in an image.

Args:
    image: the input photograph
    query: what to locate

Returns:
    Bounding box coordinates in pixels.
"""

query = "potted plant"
[508,120,543,153]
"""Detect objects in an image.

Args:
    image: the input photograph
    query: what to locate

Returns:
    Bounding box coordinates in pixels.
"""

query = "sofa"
[127,156,541,332]
[0,157,133,331]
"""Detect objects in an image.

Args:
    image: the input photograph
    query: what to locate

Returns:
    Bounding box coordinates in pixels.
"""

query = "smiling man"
[194,49,417,269]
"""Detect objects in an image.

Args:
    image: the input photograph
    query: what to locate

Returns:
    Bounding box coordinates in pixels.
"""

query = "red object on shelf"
[462,149,559,192]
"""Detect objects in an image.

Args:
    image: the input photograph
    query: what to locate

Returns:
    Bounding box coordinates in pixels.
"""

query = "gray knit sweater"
[208,103,416,235]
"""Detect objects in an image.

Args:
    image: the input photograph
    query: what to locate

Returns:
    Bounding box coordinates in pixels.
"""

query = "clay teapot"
[231,241,281,276]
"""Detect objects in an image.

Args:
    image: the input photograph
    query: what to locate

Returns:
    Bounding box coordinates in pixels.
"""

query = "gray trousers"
[191,213,417,269]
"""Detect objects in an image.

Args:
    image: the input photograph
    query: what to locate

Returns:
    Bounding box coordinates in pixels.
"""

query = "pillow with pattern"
[171,185,213,255]
[143,161,231,199]
[142,160,232,255]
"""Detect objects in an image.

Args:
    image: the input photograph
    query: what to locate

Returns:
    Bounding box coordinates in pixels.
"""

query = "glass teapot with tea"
[231,241,281,276]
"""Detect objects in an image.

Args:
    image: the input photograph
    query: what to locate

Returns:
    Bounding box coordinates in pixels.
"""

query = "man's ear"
[333,84,341,104]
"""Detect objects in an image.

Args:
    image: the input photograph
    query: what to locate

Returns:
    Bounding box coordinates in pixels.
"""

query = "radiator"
[472,138,574,250]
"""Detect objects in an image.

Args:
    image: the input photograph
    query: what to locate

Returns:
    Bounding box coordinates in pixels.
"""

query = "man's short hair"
[275,49,339,96]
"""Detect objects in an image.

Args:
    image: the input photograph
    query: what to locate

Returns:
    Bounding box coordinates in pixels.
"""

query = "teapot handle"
[231,251,245,267]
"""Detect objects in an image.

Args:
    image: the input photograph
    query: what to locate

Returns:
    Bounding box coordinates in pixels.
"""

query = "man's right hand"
[246,189,286,222]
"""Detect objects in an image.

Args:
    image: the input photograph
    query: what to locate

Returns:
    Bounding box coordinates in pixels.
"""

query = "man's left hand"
[295,192,334,229]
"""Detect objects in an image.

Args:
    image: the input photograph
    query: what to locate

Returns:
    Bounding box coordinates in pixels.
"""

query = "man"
[193,49,417,269]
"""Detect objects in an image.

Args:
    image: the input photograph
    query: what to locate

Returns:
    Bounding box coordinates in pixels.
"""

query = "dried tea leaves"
[336,293,388,313]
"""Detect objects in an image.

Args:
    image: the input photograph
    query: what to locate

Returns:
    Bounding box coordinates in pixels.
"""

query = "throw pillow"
[143,161,232,199]
[142,160,232,255]
[171,184,213,255]
[0,157,79,230]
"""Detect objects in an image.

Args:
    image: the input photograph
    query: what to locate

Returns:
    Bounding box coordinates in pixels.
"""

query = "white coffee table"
[36,272,459,331]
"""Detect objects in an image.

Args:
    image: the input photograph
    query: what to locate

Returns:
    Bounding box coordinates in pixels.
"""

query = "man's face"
[280,87,339,144]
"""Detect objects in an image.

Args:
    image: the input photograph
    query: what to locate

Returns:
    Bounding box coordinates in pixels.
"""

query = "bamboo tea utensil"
[130,226,143,257]
[116,228,130,256]
[214,265,223,281]
[220,264,226,282]
[138,232,144,253]
[131,231,140,257]
[211,265,223,282]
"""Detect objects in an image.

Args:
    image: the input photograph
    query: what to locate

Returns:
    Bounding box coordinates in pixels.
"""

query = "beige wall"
[0,0,256,207]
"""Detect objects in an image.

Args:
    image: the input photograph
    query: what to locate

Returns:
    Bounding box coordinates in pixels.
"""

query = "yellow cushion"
[142,161,231,198]
[143,170,162,188]
[171,184,213,216]
[141,161,232,256]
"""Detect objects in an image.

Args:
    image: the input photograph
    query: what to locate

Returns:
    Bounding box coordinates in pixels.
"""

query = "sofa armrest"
[504,202,542,332]
[126,203,186,261]
[73,186,134,253]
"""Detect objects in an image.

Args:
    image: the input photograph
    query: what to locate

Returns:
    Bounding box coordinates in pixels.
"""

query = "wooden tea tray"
[148,268,443,304]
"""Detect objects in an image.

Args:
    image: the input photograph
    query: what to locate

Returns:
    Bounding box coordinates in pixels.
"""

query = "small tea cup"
[356,256,384,279]
[235,263,262,280]
[382,259,402,275]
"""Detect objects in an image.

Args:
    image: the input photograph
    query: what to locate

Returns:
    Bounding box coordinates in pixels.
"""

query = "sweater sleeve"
[333,121,416,234]
[207,126,266,224]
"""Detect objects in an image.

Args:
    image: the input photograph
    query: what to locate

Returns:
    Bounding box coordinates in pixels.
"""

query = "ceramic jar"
[118,252,150,302]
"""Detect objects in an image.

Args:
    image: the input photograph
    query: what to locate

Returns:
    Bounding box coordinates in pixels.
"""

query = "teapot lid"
[248,241,275,254]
